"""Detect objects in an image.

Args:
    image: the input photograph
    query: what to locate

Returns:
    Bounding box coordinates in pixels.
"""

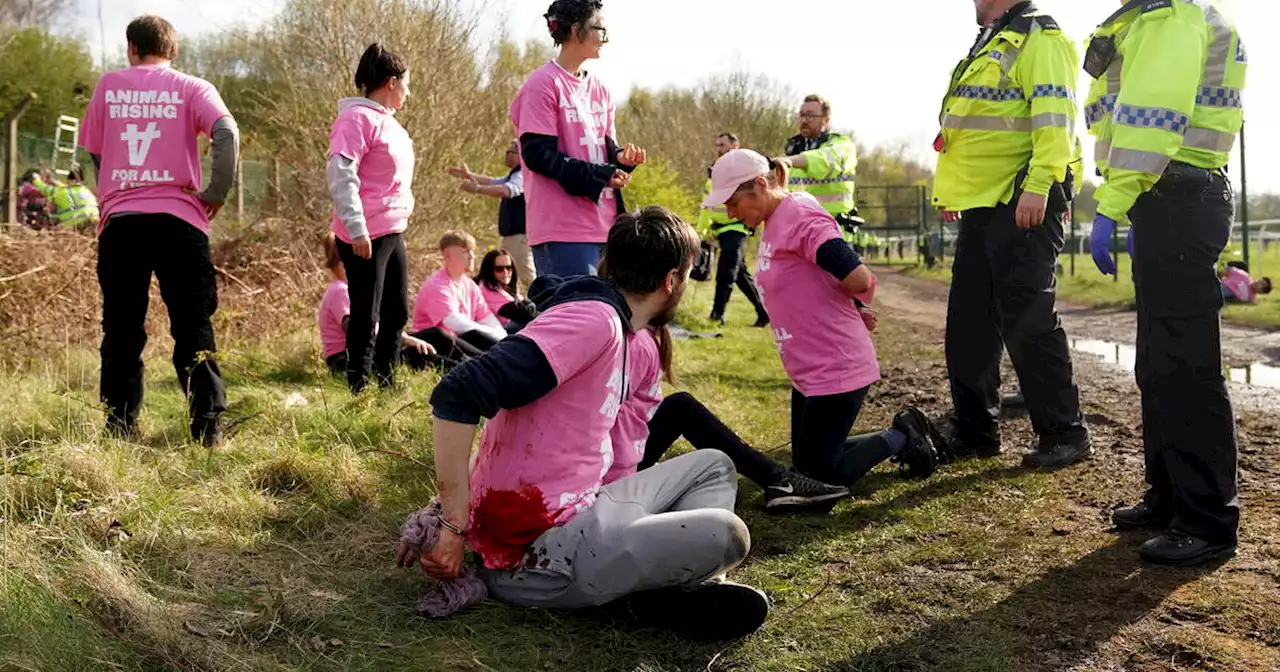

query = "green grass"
[2,285,1277,671]
[900,246,1280,328]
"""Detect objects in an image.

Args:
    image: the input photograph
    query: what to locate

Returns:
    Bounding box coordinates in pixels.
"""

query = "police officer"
[1086,0,1246,566]
[698,132,769,327]
[931,0,1091,469]
[774,94,860,246]
[31,166,100,232]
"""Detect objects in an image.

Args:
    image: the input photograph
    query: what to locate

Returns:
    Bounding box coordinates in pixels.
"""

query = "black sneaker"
[708,312,726,327]
[622,580,769,640]
[890,408,938,479]
[104,416,139,441]
[1139,532,1236,567]
[1112,501,1172,531]
[1021,434,1092,469]
[752,316,770,328]
[764,471,850,511]
[931,416,1000,459]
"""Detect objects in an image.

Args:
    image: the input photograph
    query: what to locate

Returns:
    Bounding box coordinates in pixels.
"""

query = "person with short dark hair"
[412,206,769,641]
[327,43,414,394]
[510,0,647,278]
[80,14,240,445]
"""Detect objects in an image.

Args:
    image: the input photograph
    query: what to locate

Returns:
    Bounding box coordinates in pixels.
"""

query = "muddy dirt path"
[875,269,1280,413]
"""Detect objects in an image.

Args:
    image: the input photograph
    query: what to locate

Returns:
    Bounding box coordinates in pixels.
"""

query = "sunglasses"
[494,265,514,272]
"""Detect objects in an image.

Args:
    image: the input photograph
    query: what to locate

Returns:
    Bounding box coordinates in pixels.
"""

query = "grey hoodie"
[326,97,396,241]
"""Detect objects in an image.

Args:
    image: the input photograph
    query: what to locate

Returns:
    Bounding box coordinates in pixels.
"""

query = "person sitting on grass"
[1219,263,1272,305]
[317,233,437,375]
[406,231,508,368]
[703,148,941,488]
[410,206,769,641]
[474,249,538,332]
[595,318,850,511]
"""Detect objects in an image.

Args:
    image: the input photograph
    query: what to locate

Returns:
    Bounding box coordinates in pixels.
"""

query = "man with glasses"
[449,140,535,293]
[773,95,860,246]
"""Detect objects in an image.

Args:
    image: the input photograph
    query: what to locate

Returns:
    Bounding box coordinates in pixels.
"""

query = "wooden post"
[267,156,281,215]
[3,93,38,228]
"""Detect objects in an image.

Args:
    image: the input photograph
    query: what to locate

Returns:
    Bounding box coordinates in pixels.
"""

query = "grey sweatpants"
[482,450,750,609]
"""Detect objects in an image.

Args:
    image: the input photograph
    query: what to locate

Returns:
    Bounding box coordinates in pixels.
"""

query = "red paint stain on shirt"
[472,485,558,571]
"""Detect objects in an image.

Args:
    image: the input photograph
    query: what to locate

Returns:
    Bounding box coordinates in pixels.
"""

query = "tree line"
[5,0,1278,241]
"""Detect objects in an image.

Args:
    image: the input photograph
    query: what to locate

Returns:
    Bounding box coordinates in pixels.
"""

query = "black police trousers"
[710,230,767,321]
[97,214,228,434]
[1131,163,1239,545]
[945,199,1086,447]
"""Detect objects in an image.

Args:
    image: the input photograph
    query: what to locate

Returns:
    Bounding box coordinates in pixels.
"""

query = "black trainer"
[1112,501,1172,531]
[764,471,850,511]
[192,417,223,448]
[1139,532,1236,567]
[104,417,139,442]
[622,579,769,641]
[752,316,770,328]
[929,415,1000,460]
[890,407,939,479]
[1022,434,1092,469]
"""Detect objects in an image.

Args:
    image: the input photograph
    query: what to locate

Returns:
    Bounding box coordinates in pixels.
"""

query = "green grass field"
[3,285,1277,671]
[900,246,1280,328]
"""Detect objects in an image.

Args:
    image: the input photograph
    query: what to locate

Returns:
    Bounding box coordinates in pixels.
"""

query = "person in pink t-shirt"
[407,206,768,641]
[79,15,240,446]
[317,233,435,375]
[473,250,539,332]
[602,325,849,511]
[1219,263,1272,305]
[705,149,942,488]
[326,43,416,395]
[509,0,647,278]
[407,231,508,369]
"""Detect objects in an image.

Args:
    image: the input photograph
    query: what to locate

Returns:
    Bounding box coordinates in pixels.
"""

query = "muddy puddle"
[1070,338,1280,390]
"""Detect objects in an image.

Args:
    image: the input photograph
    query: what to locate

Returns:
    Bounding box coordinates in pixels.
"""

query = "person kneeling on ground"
[704,149,940,488]
[318,233,438,375]
[414,206,769,641]
[475,249,538,333]
[1219,262,1271,305]
[406,230,508,368]
[596,319,850,511]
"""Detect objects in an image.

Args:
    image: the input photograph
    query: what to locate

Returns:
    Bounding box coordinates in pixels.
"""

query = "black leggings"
[790,386,897,487]
[403,327,497,371]
[639,392,788,488]
[336,233,408,392]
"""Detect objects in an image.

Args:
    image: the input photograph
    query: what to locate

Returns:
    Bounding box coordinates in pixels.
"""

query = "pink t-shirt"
[467,300,627,570]
[79,64,230,236]
[1222,267,1255,303]
[755,192,881,396]
[478,282,515,326]
[328,99,416,243]
[604,328,664,485]
[317,280,350,358]
[509,61,618,246]
[411,269,493,333]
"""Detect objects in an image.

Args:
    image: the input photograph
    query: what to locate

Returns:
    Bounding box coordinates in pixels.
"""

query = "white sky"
[75,0,1277,193]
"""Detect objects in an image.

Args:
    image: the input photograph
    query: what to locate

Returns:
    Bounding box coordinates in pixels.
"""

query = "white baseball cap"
[702,149,771,208]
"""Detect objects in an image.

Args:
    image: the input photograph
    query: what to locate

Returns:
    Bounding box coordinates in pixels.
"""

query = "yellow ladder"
[52,115,80,177]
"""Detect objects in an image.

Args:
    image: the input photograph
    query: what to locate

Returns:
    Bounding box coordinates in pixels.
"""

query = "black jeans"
[336,233,409,392]
[404,327,491,371]
[790,387,896,487]
[1131,164,1239,545]
[638,392,787,488]
[945,201,1086,447]
[711,230,767,321]
[97,214,227,434]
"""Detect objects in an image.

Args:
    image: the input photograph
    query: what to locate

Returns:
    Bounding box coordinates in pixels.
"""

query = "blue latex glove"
[1090,214,1118,276]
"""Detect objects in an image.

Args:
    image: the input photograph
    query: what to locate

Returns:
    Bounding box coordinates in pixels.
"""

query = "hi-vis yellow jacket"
[785,133,858,219]
[697,176,749,238]
[32,176,99,228]
[932,3,1080,211]
[1084,0,1246,221]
